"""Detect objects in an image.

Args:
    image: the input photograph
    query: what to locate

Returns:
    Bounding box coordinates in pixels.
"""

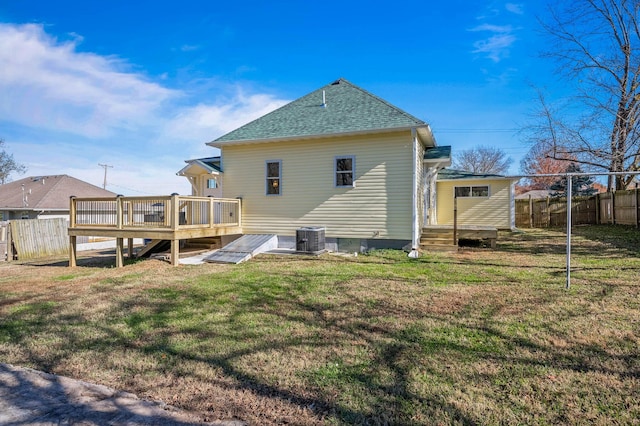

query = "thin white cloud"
[505,3,524,15]
[469,11,519,63]
[469,24,514,34]
[0,23,177,138]
[164,92,288,142]
[473,34,517,62]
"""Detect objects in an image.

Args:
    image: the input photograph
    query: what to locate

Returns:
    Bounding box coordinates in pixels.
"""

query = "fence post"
[611,190,616,225]
[636,188,639,228]
[595,193,600,225]
[546,196,551,227]
[528,195,533,228]
[7,224,13,262]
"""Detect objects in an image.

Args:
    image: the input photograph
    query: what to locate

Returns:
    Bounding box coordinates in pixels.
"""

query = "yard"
[1,226,639,425]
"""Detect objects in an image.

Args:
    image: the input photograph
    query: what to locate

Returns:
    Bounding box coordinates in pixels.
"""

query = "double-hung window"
[335,156,355,187]
[455,185,489,198]
[266,160,281,195]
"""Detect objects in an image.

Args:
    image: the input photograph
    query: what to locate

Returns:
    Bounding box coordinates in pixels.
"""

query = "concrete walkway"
[0,363,245,425]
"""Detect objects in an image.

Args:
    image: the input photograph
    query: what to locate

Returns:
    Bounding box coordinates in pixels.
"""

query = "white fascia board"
[207,125,433,148]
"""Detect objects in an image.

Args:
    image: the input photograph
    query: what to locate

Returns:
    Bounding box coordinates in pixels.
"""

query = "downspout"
[409,128,420,258]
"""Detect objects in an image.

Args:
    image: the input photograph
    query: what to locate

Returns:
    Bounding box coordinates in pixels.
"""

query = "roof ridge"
[335,79,425,125]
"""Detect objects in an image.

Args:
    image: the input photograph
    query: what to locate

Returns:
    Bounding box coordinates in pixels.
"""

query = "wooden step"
[420,243,458,252]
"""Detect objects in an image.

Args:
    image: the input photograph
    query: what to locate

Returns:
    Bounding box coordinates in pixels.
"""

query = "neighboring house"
[180,78,514,252]
[176,156,223,198]
[0,175,116,221]
[436,169,517,230]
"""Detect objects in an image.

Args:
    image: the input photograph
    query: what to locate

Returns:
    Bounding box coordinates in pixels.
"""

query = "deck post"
[69,235,77,267]
[127,238,134,258]
[69,196,77,267]
[116,195,124,229]
[170,239,179,266]
[116,238,124,267]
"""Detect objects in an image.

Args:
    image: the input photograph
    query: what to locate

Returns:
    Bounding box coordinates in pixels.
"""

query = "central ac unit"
[296,227,325,254]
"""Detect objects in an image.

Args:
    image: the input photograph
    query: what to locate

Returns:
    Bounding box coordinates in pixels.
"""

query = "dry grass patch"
[1,226,639,424]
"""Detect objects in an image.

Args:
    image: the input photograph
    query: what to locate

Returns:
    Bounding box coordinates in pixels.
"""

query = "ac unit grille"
[296,227,325,253]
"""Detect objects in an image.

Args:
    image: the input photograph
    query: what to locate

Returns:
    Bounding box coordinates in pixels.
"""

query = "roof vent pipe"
[322,90,327,108]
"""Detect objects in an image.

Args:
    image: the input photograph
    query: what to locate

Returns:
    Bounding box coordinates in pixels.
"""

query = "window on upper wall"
[266,160,281,195]
[207,178,218,189]
[455,185,490,198]
[335,156,355,187]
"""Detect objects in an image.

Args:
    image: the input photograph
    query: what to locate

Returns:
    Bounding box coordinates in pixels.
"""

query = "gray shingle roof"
[424,146,451,161]
[0,175,116,210]
[437,169,507,180]
[212,78,427,144]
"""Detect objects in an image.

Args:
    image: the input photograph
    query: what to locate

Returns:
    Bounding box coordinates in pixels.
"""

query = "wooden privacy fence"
[8,218,68,260]
[0,221,8,261]
[516,189,640,228]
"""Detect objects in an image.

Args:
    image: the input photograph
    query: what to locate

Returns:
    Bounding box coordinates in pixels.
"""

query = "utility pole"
[98,163,113,190]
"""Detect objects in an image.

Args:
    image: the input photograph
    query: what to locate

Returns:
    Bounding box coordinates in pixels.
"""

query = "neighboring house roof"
[437,168,515,181]
[0,175,116,211]
[177,156,222,176]
[209,78,433,145]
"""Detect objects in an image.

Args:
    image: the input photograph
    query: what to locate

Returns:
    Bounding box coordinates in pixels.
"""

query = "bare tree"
[536,0,640,190]
[0,139,26,184]
[452,146,512,174]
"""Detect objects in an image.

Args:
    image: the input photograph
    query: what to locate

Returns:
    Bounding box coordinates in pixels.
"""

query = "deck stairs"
[136,237,222,260]
[204,234,278,264]
[419,227,458,252]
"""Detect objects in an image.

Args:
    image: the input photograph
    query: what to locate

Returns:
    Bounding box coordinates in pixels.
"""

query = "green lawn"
[1,225,639,425]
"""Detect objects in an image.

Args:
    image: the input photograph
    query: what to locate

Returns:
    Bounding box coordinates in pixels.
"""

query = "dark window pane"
[337,172,353,186]
[267,178,280,194]
[267,162,280,178]
[455,187,470,197]
[336,158,352,172]
[472,186,489,197]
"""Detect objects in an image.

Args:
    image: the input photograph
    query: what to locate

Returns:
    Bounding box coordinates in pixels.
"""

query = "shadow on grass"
[2,254,639,424]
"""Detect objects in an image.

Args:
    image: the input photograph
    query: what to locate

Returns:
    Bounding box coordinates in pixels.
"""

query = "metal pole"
[98,163,113,190]
[566,175,572,290]
[453,194,458,246]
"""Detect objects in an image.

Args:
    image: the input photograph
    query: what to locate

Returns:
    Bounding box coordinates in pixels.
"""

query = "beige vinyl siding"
[221,132,414,239]
[436,179,512,229]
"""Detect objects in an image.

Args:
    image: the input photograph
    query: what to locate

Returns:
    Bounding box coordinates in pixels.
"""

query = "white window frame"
[454,185,490,198]
[206,178,218,189]
[335,155,355,188]
[265,160,282,196]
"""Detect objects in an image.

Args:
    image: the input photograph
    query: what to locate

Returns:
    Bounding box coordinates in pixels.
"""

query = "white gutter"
[409,128,420,258]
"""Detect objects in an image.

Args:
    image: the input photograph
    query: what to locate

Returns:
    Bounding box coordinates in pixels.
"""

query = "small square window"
[207,178,218,189]
[335,156,354,187]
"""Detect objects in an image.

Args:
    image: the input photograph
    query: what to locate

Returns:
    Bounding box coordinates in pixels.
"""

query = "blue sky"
[0,1,559,194]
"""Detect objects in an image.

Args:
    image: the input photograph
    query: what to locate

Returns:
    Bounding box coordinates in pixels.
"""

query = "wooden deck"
[68,195,242,267]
